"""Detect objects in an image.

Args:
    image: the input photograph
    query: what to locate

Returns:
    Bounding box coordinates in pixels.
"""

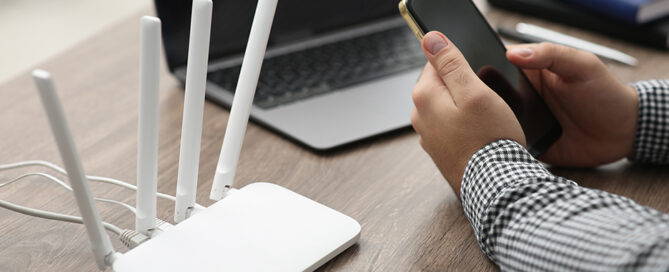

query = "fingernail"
[424,32,448,55]
[509,47,534,58]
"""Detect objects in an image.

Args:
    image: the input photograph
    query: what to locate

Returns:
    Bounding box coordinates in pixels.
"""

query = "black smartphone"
[399,0,562,157]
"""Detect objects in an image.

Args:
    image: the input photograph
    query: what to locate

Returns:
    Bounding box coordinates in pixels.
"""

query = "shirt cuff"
[459,139,575,259]
[629,80,669,164]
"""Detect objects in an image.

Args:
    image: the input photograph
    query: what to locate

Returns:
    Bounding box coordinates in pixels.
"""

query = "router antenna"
[32,70,116,270]
[136,16,161,236]
[210,0,278,200]
[174,0,213,222]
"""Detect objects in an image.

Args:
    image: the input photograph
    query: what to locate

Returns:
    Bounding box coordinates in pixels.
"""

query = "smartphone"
[399,0,562,157]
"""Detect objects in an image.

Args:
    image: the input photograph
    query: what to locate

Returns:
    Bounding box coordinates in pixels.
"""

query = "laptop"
[155,0,425,150]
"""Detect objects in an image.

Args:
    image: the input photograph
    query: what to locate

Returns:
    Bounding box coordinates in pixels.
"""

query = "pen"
[498,23,639,66]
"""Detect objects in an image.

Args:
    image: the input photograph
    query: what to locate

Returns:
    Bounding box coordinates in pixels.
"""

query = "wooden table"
[0,2,667,271]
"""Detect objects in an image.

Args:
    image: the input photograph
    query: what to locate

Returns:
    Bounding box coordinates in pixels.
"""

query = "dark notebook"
[488,0,669,50]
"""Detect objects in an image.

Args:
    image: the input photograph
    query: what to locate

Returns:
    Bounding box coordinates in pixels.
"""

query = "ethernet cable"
[0,161,187,248]
[0,199,149,249]
[0,172,136,214]
[0,198,124,235]
[0,172,150,249]
[0,160,206,210]
[0,160,197,247]
[0,160,176,201]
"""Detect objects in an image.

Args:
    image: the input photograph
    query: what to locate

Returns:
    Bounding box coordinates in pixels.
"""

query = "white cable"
[0,172,137,215]
[0,172,70,189]
[94,198,137,214]
[0,199,150,249]
[0,160,178,202]
[91,176,177,202]
[0,172,152,248]
[0,162,176,250]
[0,199,123,235]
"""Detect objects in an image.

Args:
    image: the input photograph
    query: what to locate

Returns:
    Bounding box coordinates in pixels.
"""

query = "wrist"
[624,84,640,158]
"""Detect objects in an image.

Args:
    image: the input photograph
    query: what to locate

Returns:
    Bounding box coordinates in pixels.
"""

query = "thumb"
[422,31,479,96]
[506,43,600,81]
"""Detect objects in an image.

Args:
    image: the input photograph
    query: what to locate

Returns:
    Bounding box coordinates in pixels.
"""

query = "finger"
[413,63,456,111]
[411,108,422,135]
[506,43,600,81]
[421,31,479,104]
[520,68,543,95]
[418,136,427,151]
[424,63,457,105]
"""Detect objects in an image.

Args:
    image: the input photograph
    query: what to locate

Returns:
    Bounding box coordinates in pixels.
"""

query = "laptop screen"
[155,0,399,71]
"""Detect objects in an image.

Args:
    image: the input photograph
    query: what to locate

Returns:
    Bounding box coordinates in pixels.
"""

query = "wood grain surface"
[0,2,667,271]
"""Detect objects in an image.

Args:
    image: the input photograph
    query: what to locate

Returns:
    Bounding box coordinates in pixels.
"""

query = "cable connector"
[147,218,174,238]
[119,229,150,249]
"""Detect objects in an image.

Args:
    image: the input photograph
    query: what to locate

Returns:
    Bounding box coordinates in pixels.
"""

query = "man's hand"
[412,31,525,194]
[506,43,639,167]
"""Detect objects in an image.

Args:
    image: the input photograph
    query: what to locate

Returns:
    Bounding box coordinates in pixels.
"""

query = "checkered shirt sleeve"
[629,80,669,164]
[461,140,669,271]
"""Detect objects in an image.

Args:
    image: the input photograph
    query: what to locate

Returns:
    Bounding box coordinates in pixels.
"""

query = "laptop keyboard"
[207,26,425,109]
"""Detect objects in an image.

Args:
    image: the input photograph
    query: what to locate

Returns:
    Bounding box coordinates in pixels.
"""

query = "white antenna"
[136,16,161,236]
[174,0,213,222]
[210,0,278,200]
[32,70,116,270]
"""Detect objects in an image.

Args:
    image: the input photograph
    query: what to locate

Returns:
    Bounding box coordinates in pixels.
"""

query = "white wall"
[0,0,151,85]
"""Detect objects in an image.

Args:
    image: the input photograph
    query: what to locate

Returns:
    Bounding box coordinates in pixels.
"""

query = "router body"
[113,182,361,271]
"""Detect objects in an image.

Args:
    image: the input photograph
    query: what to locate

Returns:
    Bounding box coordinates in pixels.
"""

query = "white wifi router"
[113,182,360,271]
[30,0,361,270]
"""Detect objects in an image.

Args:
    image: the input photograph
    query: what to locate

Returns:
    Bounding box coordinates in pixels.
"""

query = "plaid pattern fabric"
[630,80,669,164]
[460,81,669,271]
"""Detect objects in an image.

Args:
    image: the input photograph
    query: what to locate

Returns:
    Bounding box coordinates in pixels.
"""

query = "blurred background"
[0,0,151,85]
[1,0,667,87]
